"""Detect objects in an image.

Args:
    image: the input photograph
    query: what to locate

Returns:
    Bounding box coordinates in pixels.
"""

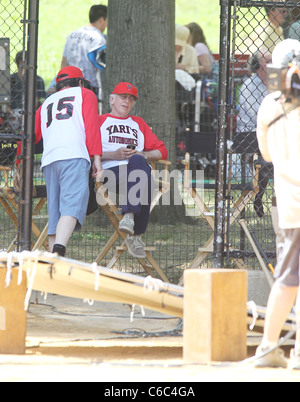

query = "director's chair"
[0,135,48,251]
[181,130,260,274]
[94,160,171,282]
[0,163,48,251]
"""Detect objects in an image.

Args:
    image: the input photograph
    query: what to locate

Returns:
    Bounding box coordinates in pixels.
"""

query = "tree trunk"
[105,0,176,164]
[105,0,186,222]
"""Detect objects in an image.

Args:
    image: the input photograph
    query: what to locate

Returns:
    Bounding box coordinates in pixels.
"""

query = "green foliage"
[175,0,220,53]
[37,0,220,87]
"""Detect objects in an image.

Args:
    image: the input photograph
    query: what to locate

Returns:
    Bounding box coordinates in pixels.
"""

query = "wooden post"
[183,269,247,363]
[0,269,27,354]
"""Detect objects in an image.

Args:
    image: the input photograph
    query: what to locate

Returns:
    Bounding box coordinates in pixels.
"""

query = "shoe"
[52,243,66,257]
[253,345,288,368]
[289,349,300,370]
[119,215,135,235]
[125,235,146,259]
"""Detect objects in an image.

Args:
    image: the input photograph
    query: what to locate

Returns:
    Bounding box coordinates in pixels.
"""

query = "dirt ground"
[0,293,299,383]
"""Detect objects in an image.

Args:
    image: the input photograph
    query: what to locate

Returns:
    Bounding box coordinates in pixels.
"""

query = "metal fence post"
[214,0,231,268]
[21,0,39,251]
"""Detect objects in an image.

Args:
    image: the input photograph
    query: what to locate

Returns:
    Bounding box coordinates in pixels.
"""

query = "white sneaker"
[253,344,288,369]
[119,215,134,235]
[126,235,146,259]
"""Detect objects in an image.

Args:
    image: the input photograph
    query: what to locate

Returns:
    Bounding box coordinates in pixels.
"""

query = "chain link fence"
[1,0,298,282]
[0,0,25,250]
[225,0,299,271]
[173,0,300,275]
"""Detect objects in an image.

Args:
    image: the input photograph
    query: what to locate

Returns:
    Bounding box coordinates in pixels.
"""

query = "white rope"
[40,292,48,301]
[0,250,40,289]
[130,304,146,322]
[3,251,26,287]
[17,253,24,285]
[0,252,9,286]
[143,276,164,294]
[24,250,41,311]
[92,262,100,291]
[5,252,14,287]
[130,304,136,322]
[82,262,101,305]
[83,298,94,306]
[247,300,258,331]
[17,250,34,285]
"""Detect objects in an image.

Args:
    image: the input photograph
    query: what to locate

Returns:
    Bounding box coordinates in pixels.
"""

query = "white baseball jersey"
[99,114,168,170]
[35,87,102,169]
[62,26,106,87]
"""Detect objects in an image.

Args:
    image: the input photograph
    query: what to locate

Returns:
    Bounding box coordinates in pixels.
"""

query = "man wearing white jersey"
[99,82,168,258]
[61,5,107,94]
[35,66,103,257]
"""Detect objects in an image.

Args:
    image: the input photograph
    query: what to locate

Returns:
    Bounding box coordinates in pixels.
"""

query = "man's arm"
[132,116,168,160]
[87,45,106,71]
[140,149,162,162]
[92,155,103,181]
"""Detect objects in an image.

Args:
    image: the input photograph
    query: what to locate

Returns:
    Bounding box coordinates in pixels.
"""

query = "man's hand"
[92,155,103,182]
[114,147,137,160]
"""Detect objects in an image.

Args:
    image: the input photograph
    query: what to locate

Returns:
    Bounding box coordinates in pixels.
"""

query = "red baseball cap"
[112,82,138,99]
[56,66,84,83]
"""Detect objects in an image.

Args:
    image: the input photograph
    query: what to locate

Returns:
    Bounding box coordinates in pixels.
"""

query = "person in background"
[9,51,46,129]
[175,25,199,75]
[237,49,271,133]
[288,6,300,40]
[61,4,107,99]
[236,49,273,218]
[247,2,286,54]
[186,22,214,75]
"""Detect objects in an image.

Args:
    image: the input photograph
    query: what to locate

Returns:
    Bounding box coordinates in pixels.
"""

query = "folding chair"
[0,163,48,251]
[181,130,260,272]
[94,159,171,282]
[0,136,48,251]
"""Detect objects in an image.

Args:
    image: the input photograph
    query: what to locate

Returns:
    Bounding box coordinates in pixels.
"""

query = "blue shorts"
[43,158,90,236]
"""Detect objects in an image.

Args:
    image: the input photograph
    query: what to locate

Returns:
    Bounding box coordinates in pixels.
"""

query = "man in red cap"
[34,66,103,257]
[98,82,168,259]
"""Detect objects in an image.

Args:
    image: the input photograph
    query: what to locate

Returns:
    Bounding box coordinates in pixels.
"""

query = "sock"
[261,340,277,350]
[124,212,134,220]
[52,243,66,257]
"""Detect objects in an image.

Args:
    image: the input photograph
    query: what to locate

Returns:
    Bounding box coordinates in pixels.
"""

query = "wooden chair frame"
[95,160,171,282]
[180,131,261,276]
[0,165,48,251]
